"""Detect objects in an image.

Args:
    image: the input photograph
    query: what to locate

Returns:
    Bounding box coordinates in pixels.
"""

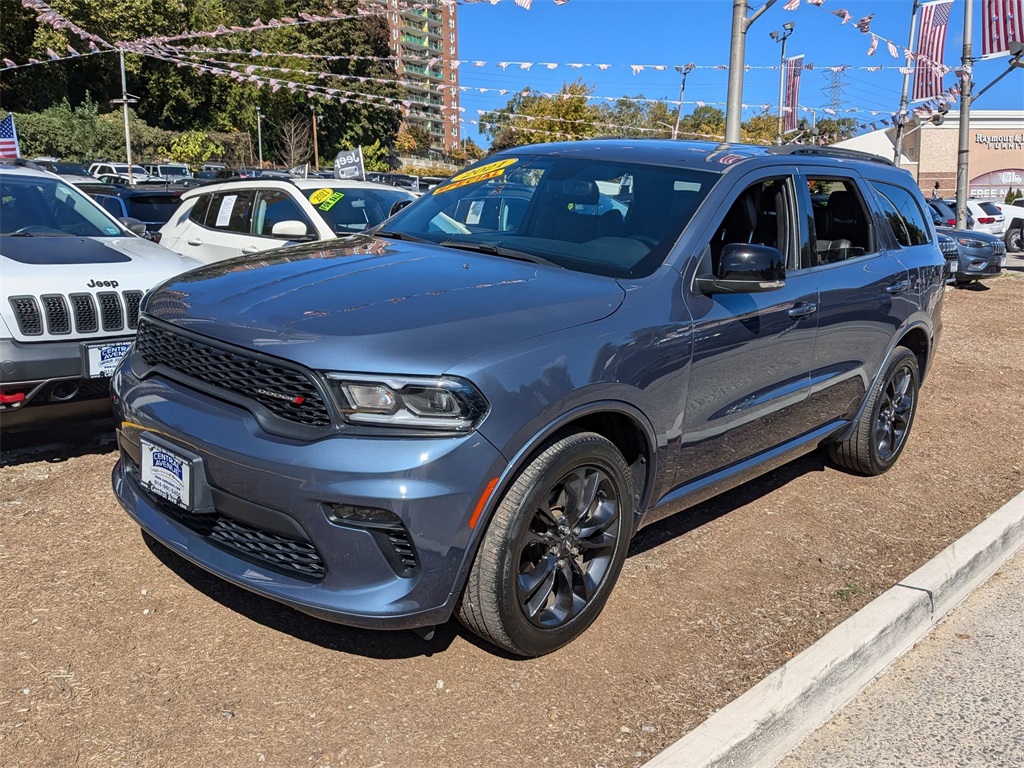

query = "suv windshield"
[303,186,414,235]
[382,154,717,278]
[0,174,125,237]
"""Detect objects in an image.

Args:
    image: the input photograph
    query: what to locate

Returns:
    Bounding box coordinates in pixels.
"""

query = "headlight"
[955,236,988,249]
[326,373,487,430]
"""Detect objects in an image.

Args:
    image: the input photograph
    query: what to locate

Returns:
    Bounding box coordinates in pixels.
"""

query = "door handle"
[787,302,817,318]
[241,246,260,254]
[886,280,910,294]
[186,237,203,246]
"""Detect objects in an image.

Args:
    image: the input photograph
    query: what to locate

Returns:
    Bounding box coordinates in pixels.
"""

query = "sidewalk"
[643,489,1024,768]
[779,545,1024,767]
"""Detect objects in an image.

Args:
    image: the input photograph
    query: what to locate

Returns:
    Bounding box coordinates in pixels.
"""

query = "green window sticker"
[318,192,345,211]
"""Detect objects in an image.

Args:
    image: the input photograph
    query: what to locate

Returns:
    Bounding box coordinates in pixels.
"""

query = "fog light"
[326,503,399,525]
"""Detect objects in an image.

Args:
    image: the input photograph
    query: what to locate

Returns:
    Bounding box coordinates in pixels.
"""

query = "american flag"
[0,113,20,159]
[982,0,1024,56]
[912,0,953,101]
[784,55,804,133]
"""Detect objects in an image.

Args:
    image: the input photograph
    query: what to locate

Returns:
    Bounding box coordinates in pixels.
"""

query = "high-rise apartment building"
[362,0,461,153]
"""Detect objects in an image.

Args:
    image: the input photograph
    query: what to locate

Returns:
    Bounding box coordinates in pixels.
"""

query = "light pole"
[770,22,795,145]
[725,0,778,144]
[255,106,263,168]
[954,0,973,229]
[672,64,695,140]
[110,51,139,184]
[893,1,921,165]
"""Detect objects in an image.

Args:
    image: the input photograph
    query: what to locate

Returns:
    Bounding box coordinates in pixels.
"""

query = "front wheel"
[828,346,920,476]
[457,432,634,657]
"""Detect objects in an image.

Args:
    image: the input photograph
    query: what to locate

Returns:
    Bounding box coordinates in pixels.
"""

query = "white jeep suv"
[159,177,417,263]
[0,161,200,427]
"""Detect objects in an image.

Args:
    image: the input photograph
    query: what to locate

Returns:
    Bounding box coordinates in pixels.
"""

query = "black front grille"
[99,292,124,331]
[136,319,332,427]
[69,294,99,333]
[124,291,143,329]
[9,297,42,335]
[41,294,71,334]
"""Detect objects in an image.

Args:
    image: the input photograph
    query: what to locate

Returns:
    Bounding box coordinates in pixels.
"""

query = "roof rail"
[766,145,895,166]
[0,157,47,172]
[208,175,299,186]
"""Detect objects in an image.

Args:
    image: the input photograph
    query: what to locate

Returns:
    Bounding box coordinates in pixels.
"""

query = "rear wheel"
[1006,227,1022,253]
[457,432,633,657]
[828,346,919,476]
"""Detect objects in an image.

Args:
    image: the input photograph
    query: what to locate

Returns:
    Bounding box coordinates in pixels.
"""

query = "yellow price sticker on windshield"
[309,188,334,205]
[433,158,518,195]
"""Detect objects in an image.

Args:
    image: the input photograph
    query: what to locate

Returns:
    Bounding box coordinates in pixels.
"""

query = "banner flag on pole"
[981,0,1024,57]
[784,54,804,133]
[912,0,953,100]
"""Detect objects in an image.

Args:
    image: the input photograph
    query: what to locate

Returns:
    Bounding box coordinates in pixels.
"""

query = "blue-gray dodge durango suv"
[111,140,945,656]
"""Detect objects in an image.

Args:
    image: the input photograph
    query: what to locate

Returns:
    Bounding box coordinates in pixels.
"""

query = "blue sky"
[455,0,1024,145]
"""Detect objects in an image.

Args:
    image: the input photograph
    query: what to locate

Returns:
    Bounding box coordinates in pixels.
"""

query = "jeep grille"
[8,290,145,336]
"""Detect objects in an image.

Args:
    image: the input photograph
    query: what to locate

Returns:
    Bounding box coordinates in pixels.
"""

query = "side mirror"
[695,243,786,295]
[119,217,148,237]
[270,220,310,239]
[389,199,414,217]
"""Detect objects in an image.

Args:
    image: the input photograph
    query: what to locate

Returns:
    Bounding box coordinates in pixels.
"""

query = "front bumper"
[955,247,1004,280]
[0,336,131,412]
[111,363,508,630]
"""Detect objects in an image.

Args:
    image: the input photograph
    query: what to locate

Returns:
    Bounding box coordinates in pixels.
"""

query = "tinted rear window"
[125,195,182,225]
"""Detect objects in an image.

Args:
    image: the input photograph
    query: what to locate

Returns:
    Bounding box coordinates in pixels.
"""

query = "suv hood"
[144,236,626,373]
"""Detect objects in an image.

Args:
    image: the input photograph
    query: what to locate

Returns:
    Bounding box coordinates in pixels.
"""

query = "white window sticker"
[215,195,238,227]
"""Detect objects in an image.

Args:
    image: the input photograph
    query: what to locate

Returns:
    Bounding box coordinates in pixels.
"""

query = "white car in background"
[158,178,417,263]
[0,160,200,428]
[88,162,159,184]
[956,199,1005,237]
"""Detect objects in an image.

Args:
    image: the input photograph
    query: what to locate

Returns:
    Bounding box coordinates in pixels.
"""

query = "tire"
[1006,227,1022,253]
[457,432,634,657]
[828,346,920,476]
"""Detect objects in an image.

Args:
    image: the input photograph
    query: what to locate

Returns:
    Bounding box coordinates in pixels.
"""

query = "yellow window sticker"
[318,191,345,211]
[433,158,518,195]
[309,188,334,205]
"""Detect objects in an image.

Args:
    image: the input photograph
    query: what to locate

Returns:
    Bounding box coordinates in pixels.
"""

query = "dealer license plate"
[85,340,133,378]
[140,438,192,510]
[999,255,1007,267]
[949,260,958,273]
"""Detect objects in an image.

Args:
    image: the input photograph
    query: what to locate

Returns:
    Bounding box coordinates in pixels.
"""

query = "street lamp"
[310,104,319,172]
[671,64,695,140]
[255,106,263,169]
[769,22,795,146]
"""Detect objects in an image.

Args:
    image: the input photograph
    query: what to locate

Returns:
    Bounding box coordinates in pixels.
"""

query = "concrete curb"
[643,488,1024,768]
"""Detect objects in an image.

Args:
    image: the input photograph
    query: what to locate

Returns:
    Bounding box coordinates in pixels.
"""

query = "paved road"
[779,545,1024,768]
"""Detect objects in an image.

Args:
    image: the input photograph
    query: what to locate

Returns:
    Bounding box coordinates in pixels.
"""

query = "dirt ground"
[2,267,1022,768]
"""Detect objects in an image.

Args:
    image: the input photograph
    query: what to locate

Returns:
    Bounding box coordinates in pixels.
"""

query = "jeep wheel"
[1006,227,1022,253]
[829,346,919,476]
[457,432,633,657]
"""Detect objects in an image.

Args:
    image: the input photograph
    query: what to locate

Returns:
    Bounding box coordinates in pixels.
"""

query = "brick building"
[836,110,1024,200]
[362,0,461,153]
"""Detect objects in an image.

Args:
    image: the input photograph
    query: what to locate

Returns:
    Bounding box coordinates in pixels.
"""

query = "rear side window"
[205,191,252,232]
[806,178,875,264]
[871,181,932,246]
[188,194,211,224]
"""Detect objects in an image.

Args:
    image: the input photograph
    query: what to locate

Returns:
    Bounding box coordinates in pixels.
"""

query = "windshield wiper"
[372,229,435,244]
[438,240,559,267]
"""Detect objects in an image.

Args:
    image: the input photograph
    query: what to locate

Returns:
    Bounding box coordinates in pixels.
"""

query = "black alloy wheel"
[874,362,915,463]
[457,432,634,657]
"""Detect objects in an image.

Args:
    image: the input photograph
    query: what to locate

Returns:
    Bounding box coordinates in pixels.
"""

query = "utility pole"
[117,51,134,184]
[893,0,921,165]
[311,106,319,172]
[955,0,973,229]
[672,64,695,140]
[255,106,263,168]
[725,0,777,143]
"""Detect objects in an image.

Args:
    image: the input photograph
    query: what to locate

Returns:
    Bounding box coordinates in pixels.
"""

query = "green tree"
[480,79,599,150]
[158,130,224,166]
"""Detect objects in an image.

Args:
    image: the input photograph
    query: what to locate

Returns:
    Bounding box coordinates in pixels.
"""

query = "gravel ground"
[1,268,1022,768]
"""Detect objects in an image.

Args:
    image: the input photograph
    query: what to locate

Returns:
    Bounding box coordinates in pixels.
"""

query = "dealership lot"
[2,273,1022,768]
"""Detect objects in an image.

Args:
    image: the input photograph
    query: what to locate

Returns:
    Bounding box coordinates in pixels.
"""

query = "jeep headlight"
[326,373,487,430]
[955,236,988,249]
